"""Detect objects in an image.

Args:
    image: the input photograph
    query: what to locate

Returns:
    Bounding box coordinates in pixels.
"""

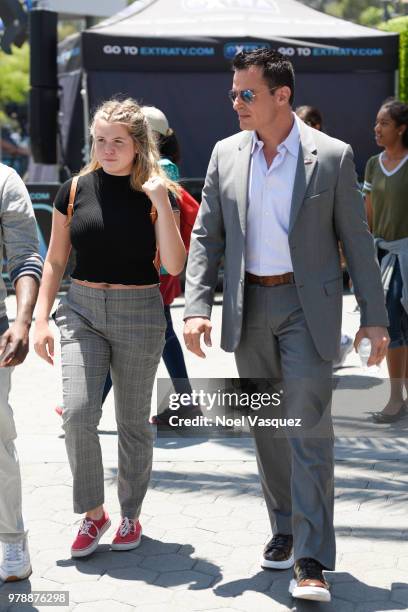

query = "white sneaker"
[0,538,32,582]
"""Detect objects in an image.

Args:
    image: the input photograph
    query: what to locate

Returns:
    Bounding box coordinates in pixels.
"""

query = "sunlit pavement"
[1,293,407,611]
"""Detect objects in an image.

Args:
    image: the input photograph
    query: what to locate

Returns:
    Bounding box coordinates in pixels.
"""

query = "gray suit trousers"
[235,283,335,570]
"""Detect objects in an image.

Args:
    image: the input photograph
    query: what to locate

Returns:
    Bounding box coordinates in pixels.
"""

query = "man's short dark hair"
[232,48,295,106]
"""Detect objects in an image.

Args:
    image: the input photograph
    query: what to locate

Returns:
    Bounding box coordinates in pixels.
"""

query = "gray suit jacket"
[184,120,388,359]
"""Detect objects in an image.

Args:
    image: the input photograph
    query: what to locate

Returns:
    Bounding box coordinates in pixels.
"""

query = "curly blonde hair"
[79,98,180,197]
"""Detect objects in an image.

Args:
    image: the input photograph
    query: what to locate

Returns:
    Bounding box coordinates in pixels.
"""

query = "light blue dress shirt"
[246,114,300,275]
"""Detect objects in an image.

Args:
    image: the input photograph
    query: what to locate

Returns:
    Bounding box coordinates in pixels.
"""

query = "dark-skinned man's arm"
[0,276,39,367]
[0,167,43,367]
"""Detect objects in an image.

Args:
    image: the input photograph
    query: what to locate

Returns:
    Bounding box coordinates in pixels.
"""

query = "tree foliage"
[300,0,405,26]
[58,21,82,42]
[0,43,29,125]
[359,7,384,27]
[331,0,382,22]
[379,16,408,102]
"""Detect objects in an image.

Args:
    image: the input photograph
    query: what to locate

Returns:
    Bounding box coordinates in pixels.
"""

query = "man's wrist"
[14,317,32,329]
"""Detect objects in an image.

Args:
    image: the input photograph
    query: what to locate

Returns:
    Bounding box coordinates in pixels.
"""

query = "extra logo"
[224,42,271,60]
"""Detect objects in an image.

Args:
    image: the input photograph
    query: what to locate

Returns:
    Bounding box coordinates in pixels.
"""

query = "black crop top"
[54,168,173,285]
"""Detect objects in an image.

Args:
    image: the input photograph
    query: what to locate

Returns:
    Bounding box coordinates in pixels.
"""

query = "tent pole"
[81,70,90,164]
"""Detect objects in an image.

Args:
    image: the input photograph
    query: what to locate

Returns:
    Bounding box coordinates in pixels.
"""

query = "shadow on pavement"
[0,579,48,611]
[103,465,262,499]
[214,568,408,611]
[51,537,222,590]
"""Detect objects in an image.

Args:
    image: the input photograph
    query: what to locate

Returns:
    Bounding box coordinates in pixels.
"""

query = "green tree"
[325,1,343,18]
[379,16,408,102]
[58,21,82,42]
[343,0,382,22]
[0,43,29,125]
[324,0,383,22]
[359,6,384,26]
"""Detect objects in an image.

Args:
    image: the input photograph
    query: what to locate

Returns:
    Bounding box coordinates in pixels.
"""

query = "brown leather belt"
[245,272,295,287]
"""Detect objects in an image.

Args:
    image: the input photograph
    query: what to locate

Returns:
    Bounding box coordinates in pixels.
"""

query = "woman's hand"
[143,175,186,275]
[141,176,168,205]
[34,320,55,365]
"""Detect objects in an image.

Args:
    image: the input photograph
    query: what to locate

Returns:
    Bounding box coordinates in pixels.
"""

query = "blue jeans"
[378,249,408,350]
[162,305,192,396]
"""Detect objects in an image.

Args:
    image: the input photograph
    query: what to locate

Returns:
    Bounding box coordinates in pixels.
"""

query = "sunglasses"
[228,87,278,104]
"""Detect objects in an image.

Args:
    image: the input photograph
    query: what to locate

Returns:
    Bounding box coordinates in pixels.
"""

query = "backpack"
[177,186,199,252]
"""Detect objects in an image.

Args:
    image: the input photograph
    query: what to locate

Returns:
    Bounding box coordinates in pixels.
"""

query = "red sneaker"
[71,512,111,558]
[111,517,142,551]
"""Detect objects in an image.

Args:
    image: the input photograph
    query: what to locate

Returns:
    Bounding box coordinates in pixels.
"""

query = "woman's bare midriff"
[72,278,158,290]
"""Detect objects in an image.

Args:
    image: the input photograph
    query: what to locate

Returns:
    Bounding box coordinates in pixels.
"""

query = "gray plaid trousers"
[55,282,165,516]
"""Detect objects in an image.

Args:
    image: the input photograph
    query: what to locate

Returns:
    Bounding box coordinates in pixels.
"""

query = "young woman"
[364,99,408,423]
[34,98,186,557]
[141,106,200,426]
[85,106,200,427]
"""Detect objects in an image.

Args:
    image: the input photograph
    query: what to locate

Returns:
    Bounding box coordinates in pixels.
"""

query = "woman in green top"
[364,99,408,423]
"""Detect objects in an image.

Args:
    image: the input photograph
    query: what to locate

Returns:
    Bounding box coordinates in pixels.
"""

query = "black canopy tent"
[57,0,399,179]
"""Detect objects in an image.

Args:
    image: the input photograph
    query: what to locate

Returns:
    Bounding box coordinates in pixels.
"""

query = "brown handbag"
[65,175,160,271]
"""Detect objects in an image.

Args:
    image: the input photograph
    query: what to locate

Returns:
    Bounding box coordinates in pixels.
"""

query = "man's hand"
[354,326,389,366]
[0,321,30,367]
[183,317,212,358]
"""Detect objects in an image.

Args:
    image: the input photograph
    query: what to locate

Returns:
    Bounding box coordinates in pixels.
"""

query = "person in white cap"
[142,106,200,427]
[141,106,179,182]
[91,106,200,428]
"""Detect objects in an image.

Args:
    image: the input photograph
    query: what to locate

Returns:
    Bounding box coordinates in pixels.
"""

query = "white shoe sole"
[71,519,111,558]
[261,552,294,570]
[289,579,331,602]
[111,526,142,551]
[0,565,32,582]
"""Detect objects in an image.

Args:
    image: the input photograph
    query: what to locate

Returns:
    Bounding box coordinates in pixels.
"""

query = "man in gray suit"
[183,49,389,602]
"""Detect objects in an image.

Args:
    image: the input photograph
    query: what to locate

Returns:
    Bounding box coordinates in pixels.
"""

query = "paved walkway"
[0,295,407,611]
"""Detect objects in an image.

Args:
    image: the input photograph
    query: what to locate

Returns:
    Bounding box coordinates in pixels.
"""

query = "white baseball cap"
[142,106,173,137]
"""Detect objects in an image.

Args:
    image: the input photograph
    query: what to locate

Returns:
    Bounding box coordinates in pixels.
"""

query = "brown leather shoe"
[289,557,330,602]
[261,534,294,569]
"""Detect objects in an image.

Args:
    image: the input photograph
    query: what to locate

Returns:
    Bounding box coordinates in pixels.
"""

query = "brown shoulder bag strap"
[66,176,79,224]
[150,204,158,224]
